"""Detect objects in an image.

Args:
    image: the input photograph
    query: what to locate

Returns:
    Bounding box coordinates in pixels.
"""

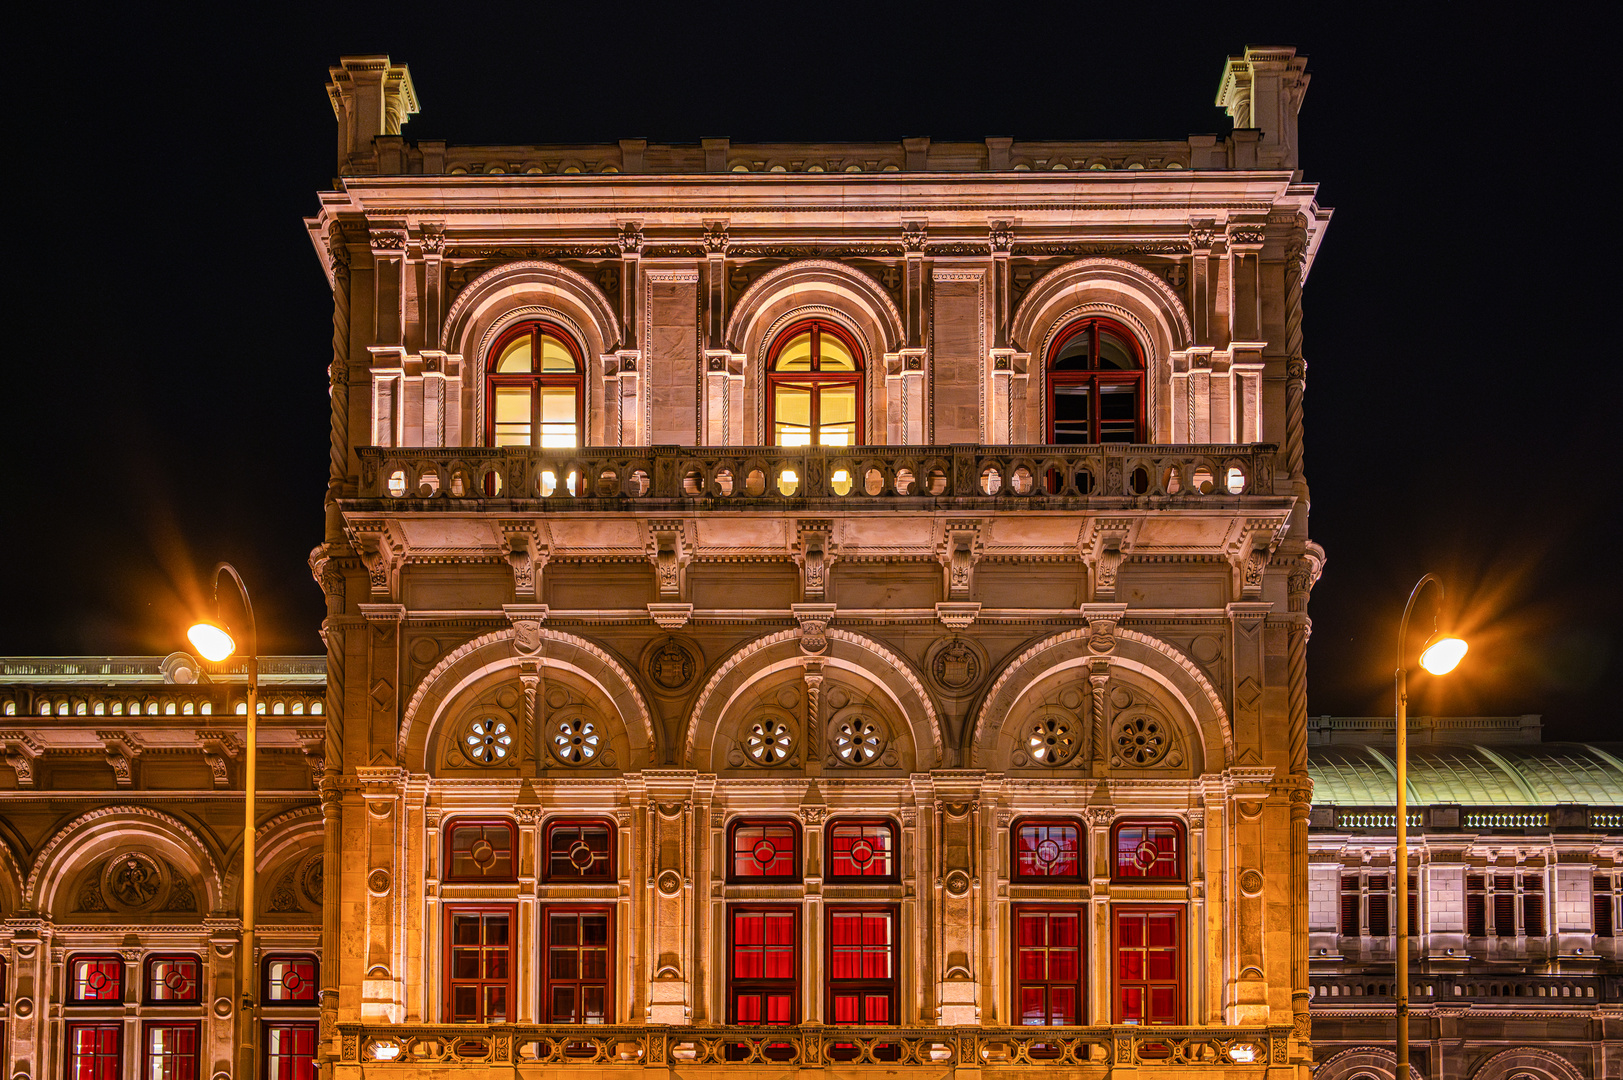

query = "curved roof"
[1308,743,1623,806]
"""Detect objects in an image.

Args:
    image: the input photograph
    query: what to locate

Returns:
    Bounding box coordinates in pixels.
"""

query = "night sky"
[5,4,1615,740]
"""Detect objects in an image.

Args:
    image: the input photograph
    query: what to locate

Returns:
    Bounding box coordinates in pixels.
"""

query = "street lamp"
[188,563,260,1080]
[1394,574,1467,1080]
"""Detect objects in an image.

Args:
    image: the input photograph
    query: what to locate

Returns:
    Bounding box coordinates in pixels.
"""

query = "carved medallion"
[1239,868,1265,896]
[647,637,697,692]
[656,870,683,896]
[367,869,391,895]
[944,870,971,896]
[926,637,986,696]
[300,855,325,906]
[102,852,169,913]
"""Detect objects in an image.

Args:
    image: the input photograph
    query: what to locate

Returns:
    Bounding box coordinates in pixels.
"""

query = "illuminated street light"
[189,563,260,1080]
[1394,574,1468,1080]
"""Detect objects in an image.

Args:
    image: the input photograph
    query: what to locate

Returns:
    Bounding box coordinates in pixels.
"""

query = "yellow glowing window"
[487,323,584,451]
[767,321,863,447]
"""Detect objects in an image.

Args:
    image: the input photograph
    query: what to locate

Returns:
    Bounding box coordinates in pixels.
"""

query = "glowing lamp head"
[187,619,237,663]
[1418,634,1468,675]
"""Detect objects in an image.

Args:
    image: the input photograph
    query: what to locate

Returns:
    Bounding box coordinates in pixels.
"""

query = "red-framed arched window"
[143,954,202,1005]
[825,818,898,883]
[544,818,616,882]
[767,320,863,447]
[444,818,519,882]
[1047,317,1145,444]
[1011,818,1085,882]
[262,955,319,1005]
[65,954,124,1004]
[486,321,585,449]
[1111,819,1185,882]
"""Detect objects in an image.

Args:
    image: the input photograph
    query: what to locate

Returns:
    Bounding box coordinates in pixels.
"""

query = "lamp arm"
[211,561,258,662]
[1396,573,1443,680]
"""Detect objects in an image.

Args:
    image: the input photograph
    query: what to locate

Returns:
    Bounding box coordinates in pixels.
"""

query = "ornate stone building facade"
[1307,716,1623,1080]
[3,45,1347,1079]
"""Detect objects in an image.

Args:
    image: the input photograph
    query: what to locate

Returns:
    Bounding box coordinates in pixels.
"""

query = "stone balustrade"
[337,1022,1289,1070]
[355,443,1279,506]
[1311,973,1607,1005]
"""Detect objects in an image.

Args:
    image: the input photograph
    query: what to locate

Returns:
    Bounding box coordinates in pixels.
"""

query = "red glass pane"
[1020,987,1045,1023]
[1114,909,1180,1026]
[545,911,612,1023]
[735,995,762,1024]
[68,1025,121,1080]
[71,957,123,1002]
[865,995,890,1023]
[266,957,318,1003]
[829,822,893,878]
[732,823,797,878]
[266,1024,317,1080]
[445,912,512,1022]
[1014,908,1084,1026]
[1015,821,1081,878]
[148,956,201,1002]
[1048,986,1076,1024]
[834,994,858,1023]
[147,1023,200,1080]
[767,995,792,1024]
[1115,823,1182,879]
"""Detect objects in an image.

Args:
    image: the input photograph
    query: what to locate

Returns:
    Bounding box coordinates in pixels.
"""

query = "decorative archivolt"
[23,805,225,913]
[967,627,1231,769]
[441,259,621,356]
[1469,1047,1587,1080]
[0,834,23,915]
[254,805,323,872]
[1312,1047,1428,1080]
[1009,257,1193,356]
[725,259,905,357]
[398,626,657,771]
[683,628,942,768]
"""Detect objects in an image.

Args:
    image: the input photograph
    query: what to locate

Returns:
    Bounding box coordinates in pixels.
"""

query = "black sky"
[4,2,1616,739]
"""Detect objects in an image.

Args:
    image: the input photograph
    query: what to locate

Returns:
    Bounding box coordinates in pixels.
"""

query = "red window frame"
[66,953,125,1005]
[1111,819,1185,882]
[765,319,865,447]
[1011,818,1085,882]
[826,819,898,883]
[143,954,202,1005]
[262,954,319,1006]
[1046,316,1146,445]
[1112,905,1183,1026]
[444,818,518,882]
[444,905,515,1023]
[543,818,616,883]
[727,819,801,883]
[826,905,899,1025]
[1012,905,1086,1025]
[484,320,585,447]
[728,905,800,1025]
[541,905,615,1024]
[65,1022,123,1080]
[264,1022,319,1080]
[142,1021,201,1080]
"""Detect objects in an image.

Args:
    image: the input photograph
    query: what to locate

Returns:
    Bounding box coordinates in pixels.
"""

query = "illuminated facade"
[2,45,1347,1079]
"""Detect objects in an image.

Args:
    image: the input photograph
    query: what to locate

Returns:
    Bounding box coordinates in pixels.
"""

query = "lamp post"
[1394,574,1468,1080]
[187,563,259,1080]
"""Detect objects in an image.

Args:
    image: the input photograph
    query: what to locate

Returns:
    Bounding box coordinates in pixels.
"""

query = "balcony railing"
[354,443,1279,505]
[1310,972,1610,1005]
[336,1022,1291,1069]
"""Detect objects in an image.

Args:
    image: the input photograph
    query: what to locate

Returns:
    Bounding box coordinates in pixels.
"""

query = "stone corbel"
[1229,524,1280,600]
[1082,521,1134,601]
[0,730,42,787]
[937,521,983,600]
[935,602,981,630]
[793,520,838,600]
[197,730,242,790]
[500,522,546,601]
[346,519,401,600]
[792,603,837,656]
[648,603,693,630]
[1080,603,1128,656]
[645,521,690,599]
[295,728,326,781]
[503,604,550,657]
[98,731,141,787]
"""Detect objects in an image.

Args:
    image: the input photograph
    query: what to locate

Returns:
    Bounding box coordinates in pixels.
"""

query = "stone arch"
[256,807,324,920]
[399,626,657,773]
[440,260,622,446]
[25,806,225,915]
[1314,1047,1428,1080]
[0,834,24,916]
[725,260,906,443]
[684,629,943,770]
[1008,257,1192,443]
[968,628,1230,770]
[1470,1047,1587,1080]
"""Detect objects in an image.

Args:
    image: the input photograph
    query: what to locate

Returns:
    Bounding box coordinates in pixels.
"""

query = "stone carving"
[793,520,837,599]
[367,869,391,895]
[462,715,513,766]
[944,869,971,896]
[1027,713,1081,766]
[107,852,164,909]
[645,522,689,597]
[929,637,982,693]
[618,223,644,254]
[649,637,696,691]
[548,713,602,766]
[902,224,927,252]
[743,713,797,767]
[76,863,111,912]
[656,869,682,895]
[701,225,729,254]
[1239,868,1265,896]
[792,604,835,655]
[300,855,325,906]
[829,712,886,767]
[937,522,983,599]
[1113,712,1171,767]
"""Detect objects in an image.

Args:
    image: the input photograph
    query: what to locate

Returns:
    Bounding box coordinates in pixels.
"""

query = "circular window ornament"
[568,840,598,870]
[1027,715,1079,766]
[844,838,878,870]
[1132,841,1161,870]
[550,715,601,766]
[744,716,796,766]
[463,716,512,765]
[832,716,885,766]
[1114,714,1169,766]
[467,838,498,871]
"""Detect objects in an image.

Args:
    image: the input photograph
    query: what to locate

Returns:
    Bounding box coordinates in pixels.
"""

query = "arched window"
[826,819,898,882]
[1011,818,1084,882]
[1111,819,1185,881]
[544,818,615,882]
[1048,317,1145,444]
[143,954,202,1004]
[728,818,801,882]
[486,322,584,448]
[444,819,518,882]
[767,320,862,446]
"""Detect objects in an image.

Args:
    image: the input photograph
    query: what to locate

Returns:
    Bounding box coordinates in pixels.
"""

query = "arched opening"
[486,321,584,449]
[766,320,863,446]
[1048,317,1145,444]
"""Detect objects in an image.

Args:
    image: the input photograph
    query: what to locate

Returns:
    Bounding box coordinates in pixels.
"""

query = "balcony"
[1309,972,1613,1006]
[335,1022,1292,1070]
[354,443,1281,509]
